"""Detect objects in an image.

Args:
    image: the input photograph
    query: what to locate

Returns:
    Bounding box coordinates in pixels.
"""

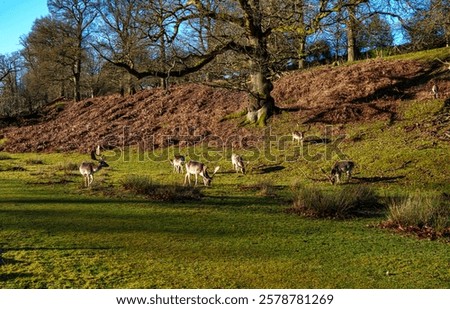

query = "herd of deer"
[79,133,354,188]
[78,81,447,188]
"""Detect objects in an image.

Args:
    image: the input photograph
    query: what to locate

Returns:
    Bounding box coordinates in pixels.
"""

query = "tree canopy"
[0,0,448,121]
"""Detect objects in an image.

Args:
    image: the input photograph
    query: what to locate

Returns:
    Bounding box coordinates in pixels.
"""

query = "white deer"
[184,161,220,186]
[231,153,245,174]
[79,149,109,187]
[169,155,185,173]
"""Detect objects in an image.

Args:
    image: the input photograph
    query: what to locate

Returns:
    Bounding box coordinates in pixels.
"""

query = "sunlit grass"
[1,96,449,288]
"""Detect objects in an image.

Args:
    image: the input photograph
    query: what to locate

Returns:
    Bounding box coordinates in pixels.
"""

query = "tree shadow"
[0,272,34,282]
[352,175,405,183]
[303,136,332,144]
[350,64,439,105]
[259,165,285,174]
[300,63,442,125]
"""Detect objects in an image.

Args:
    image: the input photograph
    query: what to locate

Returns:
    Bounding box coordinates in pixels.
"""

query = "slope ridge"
[1,58,448,153]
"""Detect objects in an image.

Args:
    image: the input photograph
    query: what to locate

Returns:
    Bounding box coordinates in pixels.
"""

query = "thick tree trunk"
[246,70,277,125]
[245,32,278,125]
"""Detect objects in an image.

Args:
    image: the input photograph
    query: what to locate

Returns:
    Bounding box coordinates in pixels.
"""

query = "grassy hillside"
[1,49,449,288]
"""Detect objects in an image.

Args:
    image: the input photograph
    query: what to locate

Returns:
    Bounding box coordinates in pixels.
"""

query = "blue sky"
[0,0,49,54]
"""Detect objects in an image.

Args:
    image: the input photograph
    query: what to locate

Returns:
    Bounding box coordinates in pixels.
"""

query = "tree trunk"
[73,58,81,102]
[298,38,307,69]
[246,69,277,125]
[346,6,357,62]
[245,34,278,125]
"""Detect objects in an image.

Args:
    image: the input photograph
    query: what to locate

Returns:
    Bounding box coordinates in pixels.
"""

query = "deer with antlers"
[184,161,220,187]
[79,147,109,187]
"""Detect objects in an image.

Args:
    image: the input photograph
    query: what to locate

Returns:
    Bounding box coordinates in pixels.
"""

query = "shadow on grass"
[258,165,285,174]
[352,175,405,183]
[0,273,34,282]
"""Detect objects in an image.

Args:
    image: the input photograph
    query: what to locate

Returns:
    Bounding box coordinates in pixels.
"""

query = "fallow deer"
[322,160,355,185]
[231,153,245,174]
[292,130,305,146]
[292,124,310,146]
[330,160,354,184]
[169,155,185,174]
[432,81,439,99]
[184,161,220,186]
[79,149,109,187]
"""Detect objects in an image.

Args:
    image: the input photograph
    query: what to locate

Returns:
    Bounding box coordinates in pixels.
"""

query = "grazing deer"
[79,149,109,187]
[231,153,245,174]
[169,155,185,173]
[184,161,220,186]
[431,81,439,99]
[322,160,355,185]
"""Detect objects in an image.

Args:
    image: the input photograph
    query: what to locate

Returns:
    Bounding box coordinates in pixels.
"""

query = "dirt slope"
[1,58,448,153]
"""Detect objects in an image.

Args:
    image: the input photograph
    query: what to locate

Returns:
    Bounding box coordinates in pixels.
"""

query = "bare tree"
[0,53,22,116]
[48,0,98,102]
[100,0,369,124]
[0,57,13,83]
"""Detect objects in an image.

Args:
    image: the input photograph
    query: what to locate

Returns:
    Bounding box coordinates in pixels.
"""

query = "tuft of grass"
[122,175,202,201]
[289,184,380,219]
[385,193,450,234]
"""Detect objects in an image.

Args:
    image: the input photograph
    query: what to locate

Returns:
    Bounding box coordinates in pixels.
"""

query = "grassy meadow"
[1,83,450,288]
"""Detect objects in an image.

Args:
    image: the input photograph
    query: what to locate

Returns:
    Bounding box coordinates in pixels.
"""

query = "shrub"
[289,184,380,219]
[385,193,450,234]
[122,175,202,201]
